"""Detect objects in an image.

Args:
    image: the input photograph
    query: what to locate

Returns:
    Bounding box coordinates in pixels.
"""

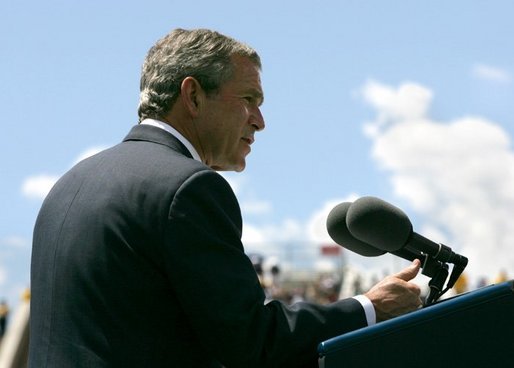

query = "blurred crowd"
[0,288,30,345]
[249,253,511,305]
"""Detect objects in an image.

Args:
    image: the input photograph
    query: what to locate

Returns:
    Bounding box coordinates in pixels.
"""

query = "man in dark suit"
[29,28,422,367]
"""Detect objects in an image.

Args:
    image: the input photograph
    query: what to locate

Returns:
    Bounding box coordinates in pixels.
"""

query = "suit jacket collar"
[123,124,194,159]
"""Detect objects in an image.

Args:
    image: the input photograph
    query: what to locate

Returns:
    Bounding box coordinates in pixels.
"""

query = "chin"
[234,158,247,172]
[234,164,246,172]
[226,162,246,172]
[211,161,246,172]
[210,153,247,172]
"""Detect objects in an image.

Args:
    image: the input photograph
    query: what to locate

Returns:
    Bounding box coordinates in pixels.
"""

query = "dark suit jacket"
[29,125,367,367]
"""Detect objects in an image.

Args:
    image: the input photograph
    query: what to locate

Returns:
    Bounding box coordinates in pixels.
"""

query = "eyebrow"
[249,88,264,106]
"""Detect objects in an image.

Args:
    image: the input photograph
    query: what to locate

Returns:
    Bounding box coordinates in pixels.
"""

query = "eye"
[242,93,264,107]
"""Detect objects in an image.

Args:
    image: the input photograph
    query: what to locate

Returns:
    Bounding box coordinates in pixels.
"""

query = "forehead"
[224,55,263,96]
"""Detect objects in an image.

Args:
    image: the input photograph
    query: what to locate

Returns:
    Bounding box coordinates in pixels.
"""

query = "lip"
[242,136,254,145]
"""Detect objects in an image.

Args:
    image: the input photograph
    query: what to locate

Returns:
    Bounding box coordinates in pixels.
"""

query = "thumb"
[394,259,421,281]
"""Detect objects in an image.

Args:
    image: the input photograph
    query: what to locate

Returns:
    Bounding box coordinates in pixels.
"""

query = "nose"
[251,107,265,132]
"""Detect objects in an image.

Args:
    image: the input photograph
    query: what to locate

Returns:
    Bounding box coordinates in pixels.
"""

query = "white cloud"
[361,80,514,282]
[220,172,274,216]
[472,64,512,83]
[219,172,244,195]
[240,199,273,215]
[21,174,59,200]
[0,267,6,286]
[243,219,304,251]
[1,236,29,248]
[361,80,433,135]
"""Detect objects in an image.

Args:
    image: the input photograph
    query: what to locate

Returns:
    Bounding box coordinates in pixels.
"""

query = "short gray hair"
[138,28,261,122]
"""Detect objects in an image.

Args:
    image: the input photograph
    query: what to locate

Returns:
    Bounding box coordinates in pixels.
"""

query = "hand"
[364,259,423,322]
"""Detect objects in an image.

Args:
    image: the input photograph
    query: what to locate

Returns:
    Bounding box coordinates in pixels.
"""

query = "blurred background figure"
[453,272,469,295]
[0,300,9,339]
[0,289,30,368]
[494,269,509,284]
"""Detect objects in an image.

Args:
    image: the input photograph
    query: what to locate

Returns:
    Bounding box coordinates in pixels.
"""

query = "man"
[29,28,421,367]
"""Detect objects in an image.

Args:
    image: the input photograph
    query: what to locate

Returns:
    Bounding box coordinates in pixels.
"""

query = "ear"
[180,77,205,118]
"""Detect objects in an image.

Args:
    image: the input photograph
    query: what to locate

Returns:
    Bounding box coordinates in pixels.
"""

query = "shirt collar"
[140,118,202,162]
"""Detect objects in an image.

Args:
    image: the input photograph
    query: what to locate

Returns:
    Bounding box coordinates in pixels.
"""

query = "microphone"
[346,196,468,289]
[327,202,386,257]
[326,201,442,278]
[346,196,467,266]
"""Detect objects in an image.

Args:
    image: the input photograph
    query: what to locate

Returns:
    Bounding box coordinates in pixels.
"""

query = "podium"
[318,281,514,368]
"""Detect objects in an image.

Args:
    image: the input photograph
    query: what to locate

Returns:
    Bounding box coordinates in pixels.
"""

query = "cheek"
[231,103,250,121]
[227,112,248,136]
[217,106,249,145]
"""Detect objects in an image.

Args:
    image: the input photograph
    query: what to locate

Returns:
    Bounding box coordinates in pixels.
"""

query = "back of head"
[138,28,261,122]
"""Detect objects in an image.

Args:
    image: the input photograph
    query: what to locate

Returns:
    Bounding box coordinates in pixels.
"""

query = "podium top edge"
[318,280,514,356]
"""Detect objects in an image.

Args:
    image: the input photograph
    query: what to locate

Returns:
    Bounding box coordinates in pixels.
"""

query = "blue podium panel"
[318,281,514,368]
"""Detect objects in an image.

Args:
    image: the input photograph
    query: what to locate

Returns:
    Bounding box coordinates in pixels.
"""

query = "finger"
[394,259,421,281]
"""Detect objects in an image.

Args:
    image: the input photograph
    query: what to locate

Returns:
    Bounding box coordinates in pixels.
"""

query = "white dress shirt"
[140,118,202,162]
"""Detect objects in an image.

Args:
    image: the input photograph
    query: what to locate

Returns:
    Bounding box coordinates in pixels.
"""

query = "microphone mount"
[405,234,468,305]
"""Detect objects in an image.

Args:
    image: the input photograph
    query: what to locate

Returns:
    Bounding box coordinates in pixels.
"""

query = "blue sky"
[2,0,514,307]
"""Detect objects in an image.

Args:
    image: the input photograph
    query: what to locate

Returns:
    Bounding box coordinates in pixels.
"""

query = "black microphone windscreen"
[346,196,412,252]
[326,202,386,257]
